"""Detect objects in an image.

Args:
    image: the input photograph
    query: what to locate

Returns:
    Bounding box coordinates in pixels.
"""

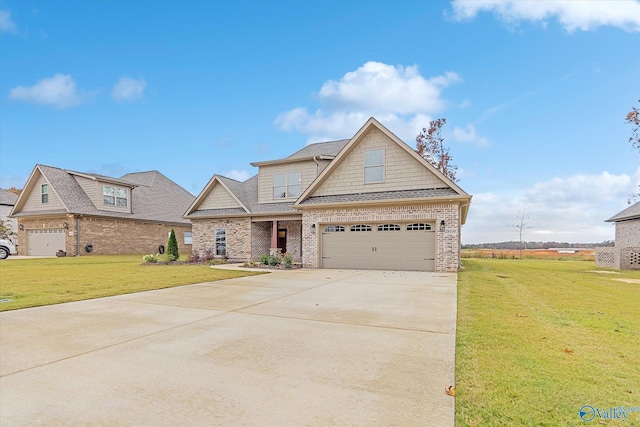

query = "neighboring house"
[10,165,195,256]
[0,189,19,245]
[596,201,640,270]
[185,118,472,272]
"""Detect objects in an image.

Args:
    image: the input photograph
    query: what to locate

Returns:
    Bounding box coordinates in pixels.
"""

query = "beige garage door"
[321,223,435,271]
[27,229,66,256]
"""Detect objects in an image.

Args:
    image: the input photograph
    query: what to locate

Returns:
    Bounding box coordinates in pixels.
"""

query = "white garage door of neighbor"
[27,229,66,256]
[321,222,436,271]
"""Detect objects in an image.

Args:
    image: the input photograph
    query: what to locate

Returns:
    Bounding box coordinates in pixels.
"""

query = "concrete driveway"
[0,269,457,426]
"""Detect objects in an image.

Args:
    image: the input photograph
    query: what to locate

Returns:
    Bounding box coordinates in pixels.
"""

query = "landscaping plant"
[167,228,179,261]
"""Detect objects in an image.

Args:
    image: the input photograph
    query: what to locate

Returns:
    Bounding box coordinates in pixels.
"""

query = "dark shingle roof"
[299,188,460,205]
[0,189,19,206]
[606,201,640,222]
[286,139,349,159]
[16,165,194,224]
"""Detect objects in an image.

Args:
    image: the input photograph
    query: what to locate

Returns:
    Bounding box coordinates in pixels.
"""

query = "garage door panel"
[27,229,66,256]
[321,224,436,271]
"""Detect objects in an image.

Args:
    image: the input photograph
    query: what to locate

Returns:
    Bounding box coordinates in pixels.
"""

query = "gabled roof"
[606,201,640,222]
[188,118,472,222]
[11,165,194,224]
[294,117,471,222]
[0,189,19,206]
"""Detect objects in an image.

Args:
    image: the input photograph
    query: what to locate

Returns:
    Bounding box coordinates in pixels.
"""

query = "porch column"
[270,220,279,255]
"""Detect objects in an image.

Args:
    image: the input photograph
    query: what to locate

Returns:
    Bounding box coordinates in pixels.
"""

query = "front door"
[277,229,287,254]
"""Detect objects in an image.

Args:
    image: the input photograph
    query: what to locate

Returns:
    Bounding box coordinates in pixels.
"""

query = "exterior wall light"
[19,223,24,231]
[63,222,68,229]
[311,223,316,233]
[439,220,445,232]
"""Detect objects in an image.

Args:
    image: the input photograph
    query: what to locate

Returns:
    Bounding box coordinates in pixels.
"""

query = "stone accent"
[301,203,462,272]
[17,215,192,256]
[191,218,251,261]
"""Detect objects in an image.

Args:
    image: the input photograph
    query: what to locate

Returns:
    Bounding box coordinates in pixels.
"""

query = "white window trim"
[273,171,302,200]
[41,184,49,204]
[364,148,385,184]
[103,185,128,207]
[215,228,227,256]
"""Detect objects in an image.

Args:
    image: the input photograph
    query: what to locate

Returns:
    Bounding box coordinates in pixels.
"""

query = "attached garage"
[320,222,436,271]
[27,229,66,256]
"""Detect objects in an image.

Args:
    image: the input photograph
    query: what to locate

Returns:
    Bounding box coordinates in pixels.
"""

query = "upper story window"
[364,149,384,183]
[273,171,302,199]
[103,186,127,207]
[41,184,49,203]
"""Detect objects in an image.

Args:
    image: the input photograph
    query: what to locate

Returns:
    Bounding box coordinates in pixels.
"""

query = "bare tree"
[514,208,533,259]
[416,118,458,182]
[627,99,640,152]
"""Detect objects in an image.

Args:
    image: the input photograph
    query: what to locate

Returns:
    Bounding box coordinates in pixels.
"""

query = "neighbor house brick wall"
[301,203,461,272]
[615,219,640,248]
[191,218,251,261]
[17,216,192,256]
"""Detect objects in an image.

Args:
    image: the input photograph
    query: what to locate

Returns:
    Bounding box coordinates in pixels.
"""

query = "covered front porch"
[251,217,302,262]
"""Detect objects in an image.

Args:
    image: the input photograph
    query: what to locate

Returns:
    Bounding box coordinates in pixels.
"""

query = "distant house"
[595,201,640,270]
[0,188,19,244]
[10,165,194,256]
[185,118,472,272]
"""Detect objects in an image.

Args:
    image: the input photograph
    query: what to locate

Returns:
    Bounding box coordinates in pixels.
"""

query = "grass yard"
[0,255,264,311]
[456,259,640,426]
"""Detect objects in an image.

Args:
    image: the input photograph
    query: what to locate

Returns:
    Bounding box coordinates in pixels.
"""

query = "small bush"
[188,252,201,263]
[282,252,294,268]
[143,254,159,263]
[268,255,280,266]
[203,248,215,261]
[259,254,270,265]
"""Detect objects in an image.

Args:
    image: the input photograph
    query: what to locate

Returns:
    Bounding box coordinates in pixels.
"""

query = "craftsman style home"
[596,201,640,270]
[10,165,195,256]
[185,118,471,272]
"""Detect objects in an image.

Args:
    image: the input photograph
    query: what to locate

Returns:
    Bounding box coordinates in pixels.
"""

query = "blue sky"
[1,0,639,244]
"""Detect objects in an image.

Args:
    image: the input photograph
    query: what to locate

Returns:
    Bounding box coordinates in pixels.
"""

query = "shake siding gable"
[22,174,65,212]
[310,128,447,197]
[258,161,320,204]
[200,183,242,210]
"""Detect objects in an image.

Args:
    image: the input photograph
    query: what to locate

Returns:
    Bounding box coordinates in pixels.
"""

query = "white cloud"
[0,9,17,33]
[450,0,640,33]
[275,61,461,143]
[463,168,640,244]
[111,76,146,102]
[452,123,489,147]
[222,170,250,182]
[8,74,93,109]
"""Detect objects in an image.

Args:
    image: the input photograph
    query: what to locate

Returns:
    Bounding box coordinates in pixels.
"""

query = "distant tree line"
[462,241,614,250]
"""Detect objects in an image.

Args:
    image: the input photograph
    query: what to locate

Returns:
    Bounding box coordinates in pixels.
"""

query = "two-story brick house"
[10,166,194,256]
[185,118,472,272]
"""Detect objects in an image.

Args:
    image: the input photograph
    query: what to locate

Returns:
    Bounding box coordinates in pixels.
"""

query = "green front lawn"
[456,259,640,426]
[0,255,264,311]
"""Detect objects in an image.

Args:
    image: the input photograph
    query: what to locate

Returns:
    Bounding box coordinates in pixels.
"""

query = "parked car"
[0,239,17,259]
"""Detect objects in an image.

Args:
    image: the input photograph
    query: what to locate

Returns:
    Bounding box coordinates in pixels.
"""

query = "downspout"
[312,156,321,177]
[75,215,81,256]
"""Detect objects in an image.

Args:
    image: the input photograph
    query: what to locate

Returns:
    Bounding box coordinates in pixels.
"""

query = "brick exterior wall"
[249,220,302,262]
[17,215,192,256]
[191,218,251,261]
[301,203,462,272]
[615,219,640,248]
[251,222,272,261]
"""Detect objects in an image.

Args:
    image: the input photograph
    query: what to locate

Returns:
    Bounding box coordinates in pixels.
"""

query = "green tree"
[167,228,179,261]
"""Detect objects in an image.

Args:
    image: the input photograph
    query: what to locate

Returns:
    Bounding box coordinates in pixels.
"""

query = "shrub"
[143,254,159,263]
[282,252,294,268]
[259,254,270,265]
[203,248,215,261]
[167,228,179,261]
[268,254,280,266]
[188,252,201,263]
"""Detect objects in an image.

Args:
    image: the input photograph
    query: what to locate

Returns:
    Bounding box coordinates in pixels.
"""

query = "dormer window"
[273,172,301,199]
[364,149,384,183]
[103,186,127,207]
[41,184,48,203]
